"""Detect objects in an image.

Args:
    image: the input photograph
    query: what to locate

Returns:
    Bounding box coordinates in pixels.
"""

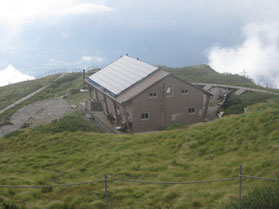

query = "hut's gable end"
[131,76,206,132]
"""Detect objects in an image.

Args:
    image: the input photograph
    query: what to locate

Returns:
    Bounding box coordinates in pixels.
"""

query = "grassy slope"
[0,73,89,121]
[163,64,257,87]
[0,101,278,209]
[164,64,279,93]
[0,75,58,110]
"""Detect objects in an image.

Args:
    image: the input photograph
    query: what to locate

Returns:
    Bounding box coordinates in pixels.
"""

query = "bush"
[1,202,25,209]
[34,114,103,133]
[222,184,279,209]
[222,92,279,115]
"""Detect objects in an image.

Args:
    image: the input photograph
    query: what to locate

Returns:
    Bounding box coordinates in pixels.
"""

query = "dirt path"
[0,98,73,137]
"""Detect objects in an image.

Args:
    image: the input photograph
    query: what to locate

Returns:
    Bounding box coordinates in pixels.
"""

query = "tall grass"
[0,101,278,208]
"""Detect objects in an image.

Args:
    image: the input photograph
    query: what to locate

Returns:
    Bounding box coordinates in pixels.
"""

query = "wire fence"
[0,165,278,209]
[35,68,84,79]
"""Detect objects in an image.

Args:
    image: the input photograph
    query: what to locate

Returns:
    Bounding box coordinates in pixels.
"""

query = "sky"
[0,0,279,87]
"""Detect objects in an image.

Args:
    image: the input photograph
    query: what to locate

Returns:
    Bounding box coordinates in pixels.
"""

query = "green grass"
[0,101,278,208]
[0,75,58,111]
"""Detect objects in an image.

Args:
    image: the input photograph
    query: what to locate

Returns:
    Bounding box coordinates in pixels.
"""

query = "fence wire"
[0,175,278,189]
[241,175,279,181]
[108,175,238,184]
[0,179,105,189]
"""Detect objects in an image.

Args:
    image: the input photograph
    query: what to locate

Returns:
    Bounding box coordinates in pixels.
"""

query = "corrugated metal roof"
[115,70,169,103]
[88,56,158,95]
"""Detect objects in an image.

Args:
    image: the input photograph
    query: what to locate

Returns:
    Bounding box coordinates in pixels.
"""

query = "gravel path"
[0,98,73,137]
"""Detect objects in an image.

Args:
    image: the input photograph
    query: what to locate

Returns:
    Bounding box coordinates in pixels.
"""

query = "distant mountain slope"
[163,64,258,87]
[0,101,278,208]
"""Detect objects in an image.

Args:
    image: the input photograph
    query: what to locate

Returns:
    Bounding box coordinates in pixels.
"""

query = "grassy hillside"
[163,64,258,87]
[0,101,278,209]
[0,72,89,121]
[0,75,58,111]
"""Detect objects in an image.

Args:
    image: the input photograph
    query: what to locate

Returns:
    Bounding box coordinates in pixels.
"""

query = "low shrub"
[222,183,279,209]
[34,114,103,133]
[1,202,25,209]
[221,92,279,115]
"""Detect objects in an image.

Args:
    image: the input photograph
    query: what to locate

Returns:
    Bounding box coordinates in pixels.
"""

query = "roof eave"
[85,79,121,104]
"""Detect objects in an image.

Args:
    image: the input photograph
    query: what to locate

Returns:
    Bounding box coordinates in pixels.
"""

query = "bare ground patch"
[0,98,73,137]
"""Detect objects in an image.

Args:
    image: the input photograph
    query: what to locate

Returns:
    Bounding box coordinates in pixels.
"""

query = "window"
[188,108,196,114]
[149,92,157,98]
[166,85,173,96]
[181,89,189,95]
[141,113,149,120]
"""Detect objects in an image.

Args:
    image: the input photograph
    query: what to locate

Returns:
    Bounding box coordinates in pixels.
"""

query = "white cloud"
[0,65,35,87]
[0,0,113,29]
[48,55,106,68]
[81,56,105,63]
[207,21,279,87]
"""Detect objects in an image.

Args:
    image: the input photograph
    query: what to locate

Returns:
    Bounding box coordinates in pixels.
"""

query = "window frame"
[149,92,158,98]
[181,88,189,95]
[188,107,196,114]
[140,112,149,120]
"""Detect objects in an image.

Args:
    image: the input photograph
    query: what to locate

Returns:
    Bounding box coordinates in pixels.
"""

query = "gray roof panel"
[88,55,158,95]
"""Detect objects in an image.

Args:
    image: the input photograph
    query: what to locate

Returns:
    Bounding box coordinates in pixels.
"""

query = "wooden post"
[239,164,242,209]
[122,105,131,130]
[94,88,99,101]
[104,174,109,209]
[103,94,110,115]
[113,101,119,124]
[89,87,93,99]
[203,95,210,119]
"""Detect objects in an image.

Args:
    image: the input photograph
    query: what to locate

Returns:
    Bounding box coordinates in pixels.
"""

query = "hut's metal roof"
[88,55,158,96]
